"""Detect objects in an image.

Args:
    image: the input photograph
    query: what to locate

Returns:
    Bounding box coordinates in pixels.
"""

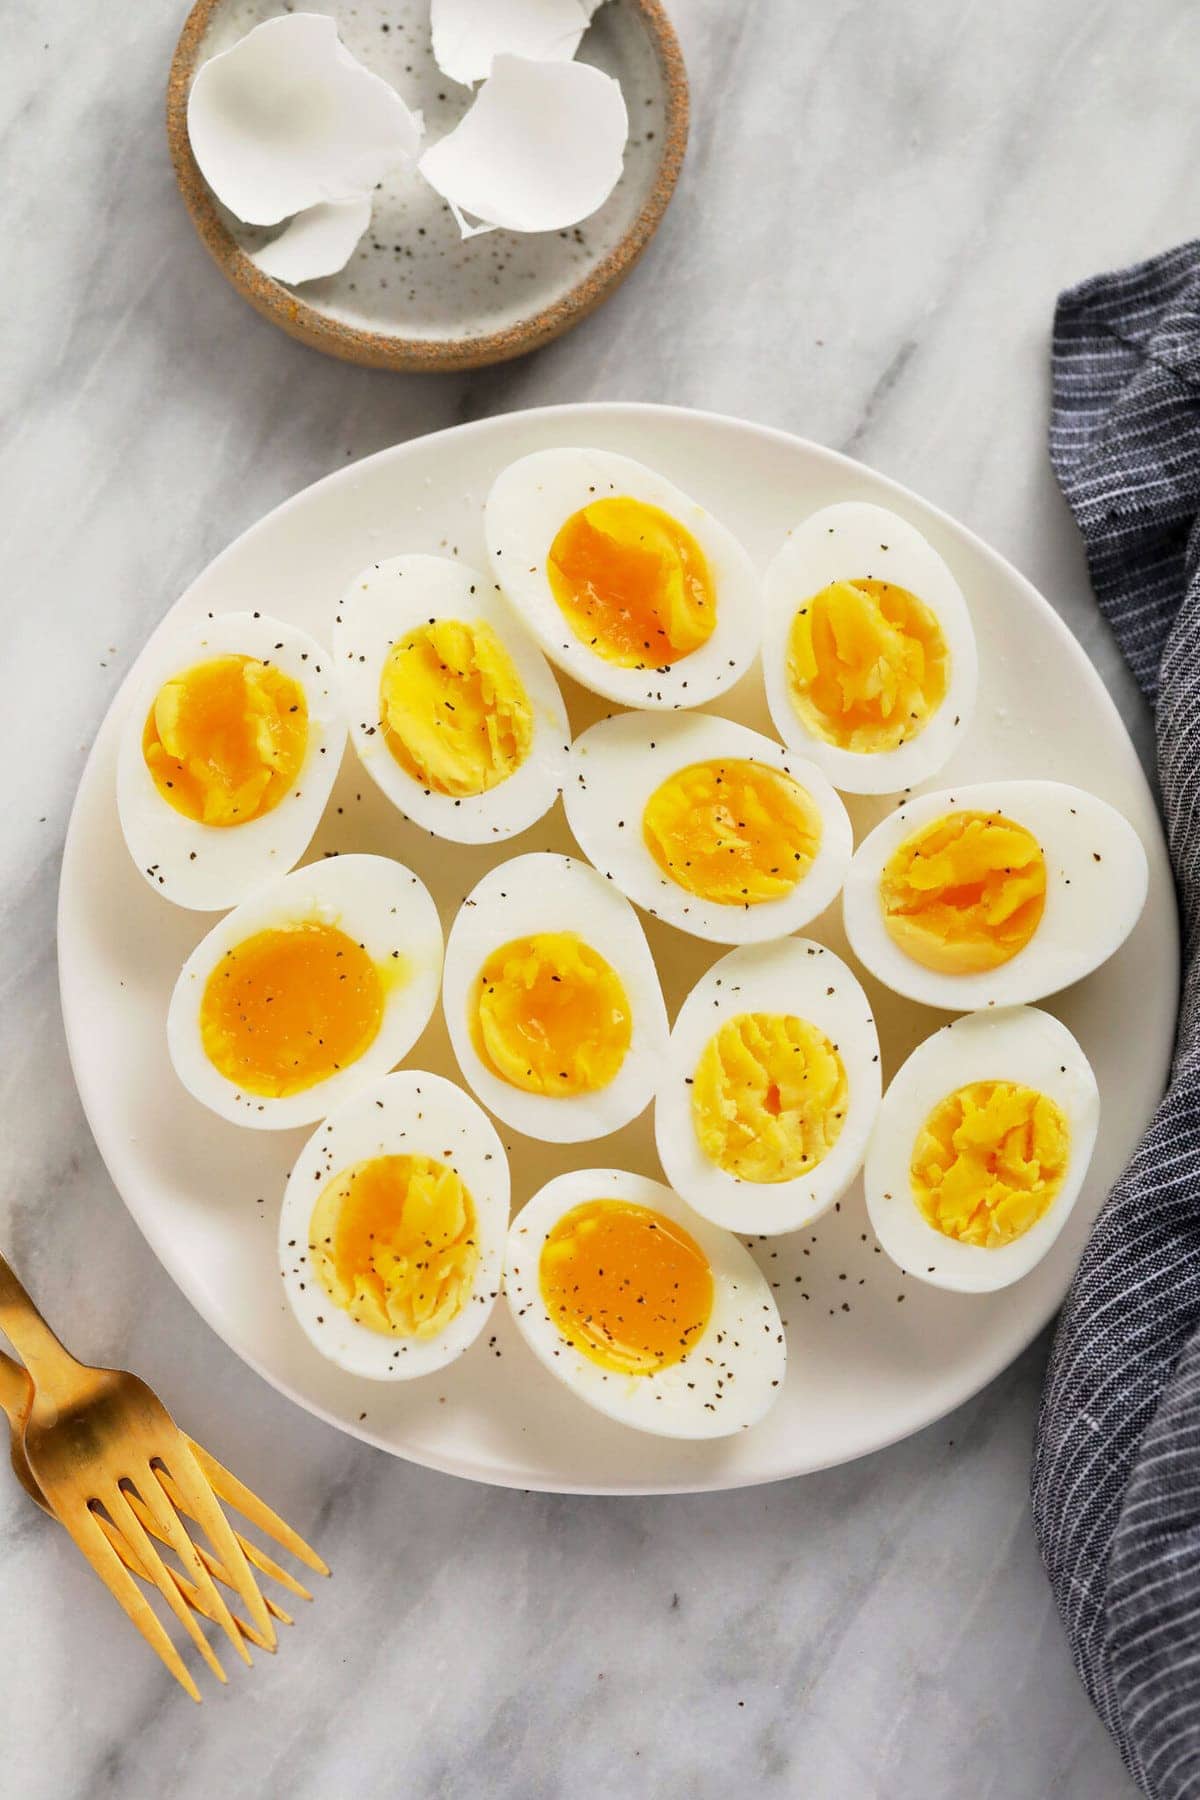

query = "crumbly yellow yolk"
[471,931,631,1097]
[642,758,822,906]
[546,496,716,668]
[200,920,385,1097]
[310,1154,479,1337]
[786,579,949,752]
[881,810,1047,974]
[379,618,534,797]
[911,1081,1070,1247]
[691,1012,847,1184]
[538,1199,713,1375]
[143,654,307,825]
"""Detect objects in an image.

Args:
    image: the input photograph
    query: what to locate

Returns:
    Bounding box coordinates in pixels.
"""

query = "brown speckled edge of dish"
[165,0,689,373]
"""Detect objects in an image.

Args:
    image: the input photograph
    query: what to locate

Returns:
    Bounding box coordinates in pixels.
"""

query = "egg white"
[116,611,345,911]
[842,779,1149,1011]
[442,852,669,1144]
[763,502,977,794]
[864,1007,1100,1293]
[504,1168,786,1439]
[168,852,443,1130]
[333,554,571,844]
[655,940,882,1235]
[564,711,852,944]
[279,1070,509,1379]
[484,447,762,710]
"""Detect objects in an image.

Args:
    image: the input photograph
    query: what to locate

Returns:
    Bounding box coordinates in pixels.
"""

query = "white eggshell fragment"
[115,611,345,912]
[188,13,423,227]
[334,554,570,844]
[250,196,372,285]
[564,712,852,944]
[418,55,627,235]
[655,940,882,1235]
[431,0,602,87]
[842,780,1149,1011]
[279,1071,508,1380]
[864,1008,1100,1293]
[504,1168,786,1439]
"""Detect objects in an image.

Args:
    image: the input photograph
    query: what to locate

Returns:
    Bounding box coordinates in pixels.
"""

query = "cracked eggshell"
[418,54,628,235]
[431,0,602,87]
[250,197,372,285]
[187,13,423,227]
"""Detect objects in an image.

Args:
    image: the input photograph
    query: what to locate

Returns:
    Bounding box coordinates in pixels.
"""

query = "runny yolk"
[470,931,631,1097]
[881,810,1047,975]
[691,1012,847,1184]
[538,1199,713,1375]
[911,1081,1070,1247]
[143,654,308,825]
[642,758,822,906]
[546,496,716,668]
[379,618,534,797]
[309,1154,479,1337]
[787,579,949,753]
[200,920,385,1097]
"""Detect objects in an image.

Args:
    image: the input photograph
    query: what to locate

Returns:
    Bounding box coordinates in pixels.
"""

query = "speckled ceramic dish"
[167,0,687,371]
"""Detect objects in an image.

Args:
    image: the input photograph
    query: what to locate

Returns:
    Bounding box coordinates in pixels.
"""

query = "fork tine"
[154,1446,276,1649]
[159,1470,313,1601]
[185,1439,329,1576]
[103,1486,229,1687]
[135,1466,256,1665]
[122,1484,293,1628]
[53,1499,202,1703]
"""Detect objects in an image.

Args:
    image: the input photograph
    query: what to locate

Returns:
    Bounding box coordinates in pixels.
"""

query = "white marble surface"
[2,0,1195,1792]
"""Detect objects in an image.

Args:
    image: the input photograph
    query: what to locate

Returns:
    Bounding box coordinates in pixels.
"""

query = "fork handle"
[0,1254,84,1391]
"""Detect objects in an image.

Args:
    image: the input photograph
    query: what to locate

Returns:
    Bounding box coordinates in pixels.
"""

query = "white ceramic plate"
[58,404,1179,1495]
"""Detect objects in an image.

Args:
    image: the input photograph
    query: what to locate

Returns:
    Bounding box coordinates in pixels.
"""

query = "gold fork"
[0,1253,328,1700]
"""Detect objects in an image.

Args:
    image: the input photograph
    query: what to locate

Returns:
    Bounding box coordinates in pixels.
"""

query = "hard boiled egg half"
[485,448,762,710]
[168,853,442,1129]
[563,712,852,944]
[655,941,882,1235]
[333,554,570,844]
[504,1168,786,1439]
[843,780,1148,1010]
[865,1008,1099,1292]
[763,503,977,794]
[442,852,668,1143]
[117,611,345,910]
[279,1071,507,1379]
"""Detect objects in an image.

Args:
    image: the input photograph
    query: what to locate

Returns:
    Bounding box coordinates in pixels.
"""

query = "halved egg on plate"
[504,1168,786,1438]
[117,611,345,910]
[762,502,977,794]
[168,853,442,1129]
[865,1007,1099,1292]
[485,448,761,710]
[279,1071,508,1379]
[442,851,668,1144]
[333,554,570,844]
[843,780,1148,1010]
[655,940,882,1235]
[564,712,852,944]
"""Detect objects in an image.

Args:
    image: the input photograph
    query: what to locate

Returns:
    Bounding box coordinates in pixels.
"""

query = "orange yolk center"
[470,931,632,1097]
[787,579,949,753]
[546,496,716,668]
[911,1081,1070,1247]
[881,810,1047,974]
[143,654,307,826]
[642,757,822,906]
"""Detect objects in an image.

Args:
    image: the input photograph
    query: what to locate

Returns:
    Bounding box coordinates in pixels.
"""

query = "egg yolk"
[142,654,308,826]
[200,920,385,1097]
[471,931,632,1097]
[911,1081,1070,1247]
[378,618,534,797]
[692,1012,847,1184]
[538,1199,713,1375]
[881,810,1047,974]
[786,579,949,753]
[309,1154,479,1337]
[642,758,822,906]
[546,497,716,668]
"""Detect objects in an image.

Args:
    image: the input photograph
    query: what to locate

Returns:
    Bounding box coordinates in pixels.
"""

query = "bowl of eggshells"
[167,0,688,371]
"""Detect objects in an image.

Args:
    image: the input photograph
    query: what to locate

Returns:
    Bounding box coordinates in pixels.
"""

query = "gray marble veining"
[4,0,1194,1792]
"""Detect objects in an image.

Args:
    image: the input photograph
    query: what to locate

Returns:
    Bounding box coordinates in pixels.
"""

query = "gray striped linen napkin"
[1031,240,1200,1799]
